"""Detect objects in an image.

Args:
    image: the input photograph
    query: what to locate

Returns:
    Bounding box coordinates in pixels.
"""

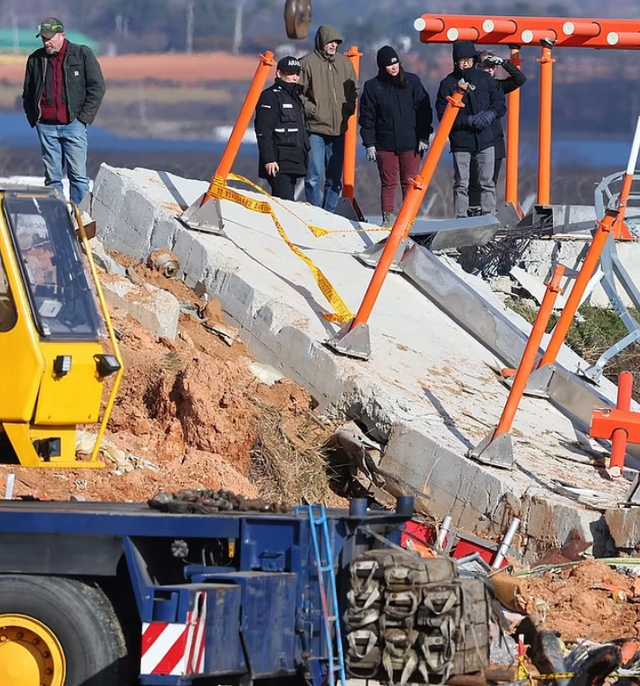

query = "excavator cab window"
[4,195,105,341]
[0,249,17,332]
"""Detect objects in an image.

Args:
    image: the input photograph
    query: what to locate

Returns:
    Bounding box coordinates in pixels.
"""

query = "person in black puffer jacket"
[359,46,433,227]
[254,56,309,200]
[468,50,527,214]
[435,41,506,218]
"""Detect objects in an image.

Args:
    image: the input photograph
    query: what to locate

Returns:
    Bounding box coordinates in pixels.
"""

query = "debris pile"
[148,488,292,514]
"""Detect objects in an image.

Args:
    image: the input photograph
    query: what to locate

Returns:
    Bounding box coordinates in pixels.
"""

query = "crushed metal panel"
[399,243,528,368]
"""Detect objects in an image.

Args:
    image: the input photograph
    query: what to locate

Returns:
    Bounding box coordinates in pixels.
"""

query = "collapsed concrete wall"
[88,164,631,560]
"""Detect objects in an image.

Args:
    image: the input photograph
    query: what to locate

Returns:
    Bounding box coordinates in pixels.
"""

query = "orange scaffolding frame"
[412,14,640,213]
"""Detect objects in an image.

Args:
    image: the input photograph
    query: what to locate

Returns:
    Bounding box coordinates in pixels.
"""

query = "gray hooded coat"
[299,25,358,137]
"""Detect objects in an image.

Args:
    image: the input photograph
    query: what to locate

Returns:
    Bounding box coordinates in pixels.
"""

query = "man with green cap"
[22,17,106,206]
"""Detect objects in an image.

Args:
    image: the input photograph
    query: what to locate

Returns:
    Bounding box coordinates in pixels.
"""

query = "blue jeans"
[36,119,90,206]
[305,133,345,213]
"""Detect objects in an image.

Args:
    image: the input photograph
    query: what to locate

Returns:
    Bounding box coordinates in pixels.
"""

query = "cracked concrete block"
[181,237,209,288]
[101,275,180,340]
[151,218,180,251]
[92,164,128,213]
[276,326,344,406]
[524,494,600,559]
[379,423,509,533]
[605,508,640,553]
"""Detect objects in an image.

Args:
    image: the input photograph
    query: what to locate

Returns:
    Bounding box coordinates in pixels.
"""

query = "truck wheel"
[0,574,127,686]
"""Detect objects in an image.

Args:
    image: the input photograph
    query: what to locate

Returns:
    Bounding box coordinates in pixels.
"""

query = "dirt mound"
[0,256,340,507]
[523,560,640,643]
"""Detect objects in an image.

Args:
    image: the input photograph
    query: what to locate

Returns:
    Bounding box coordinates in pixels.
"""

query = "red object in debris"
[402,520,436,549]
[452,537,509,569]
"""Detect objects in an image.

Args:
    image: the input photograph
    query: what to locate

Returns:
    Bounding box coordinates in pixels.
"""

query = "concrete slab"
[88,164,634,557]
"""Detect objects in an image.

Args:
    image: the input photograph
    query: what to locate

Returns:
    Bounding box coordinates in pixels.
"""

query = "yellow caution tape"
[227,173,389,238]
[208,177,354,325]
[523,671,636,682]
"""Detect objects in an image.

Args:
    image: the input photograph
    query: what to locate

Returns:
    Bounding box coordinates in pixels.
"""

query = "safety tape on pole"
[209,178,354,324]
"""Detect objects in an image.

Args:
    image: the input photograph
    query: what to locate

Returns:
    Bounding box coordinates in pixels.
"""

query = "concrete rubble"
[87,164,640,560]
[100,271,181,340]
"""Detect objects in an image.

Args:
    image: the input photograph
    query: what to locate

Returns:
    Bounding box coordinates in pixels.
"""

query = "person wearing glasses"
[435,42,506,218]
[22,17,106,206]
[467,50,527,215]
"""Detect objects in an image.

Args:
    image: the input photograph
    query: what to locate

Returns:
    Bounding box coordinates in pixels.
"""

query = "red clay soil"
[0,52,263,86]
[0,259,331,505]
[523,560,640,643]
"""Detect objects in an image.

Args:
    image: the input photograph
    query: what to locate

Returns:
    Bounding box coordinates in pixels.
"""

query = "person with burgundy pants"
[359,46,433,227]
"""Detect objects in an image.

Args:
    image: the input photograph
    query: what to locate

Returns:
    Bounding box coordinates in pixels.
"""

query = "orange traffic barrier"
[348,84,468,331]
[494,266,565,438]
[204,51,275,201]
[343,46,363,207]
[537,46,555,206]
[538,210,618,368]
[611,372,634,469]
[505,47,522,213]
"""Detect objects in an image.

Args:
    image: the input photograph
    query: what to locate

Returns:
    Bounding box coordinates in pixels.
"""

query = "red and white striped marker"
[141,592,207,676]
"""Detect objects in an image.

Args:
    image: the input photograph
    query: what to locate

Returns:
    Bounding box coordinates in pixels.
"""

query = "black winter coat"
[493,60,527,159]
[359,71,433,154]
[22,41,105,128]
[435,68,506,153]
[254,79,309,179]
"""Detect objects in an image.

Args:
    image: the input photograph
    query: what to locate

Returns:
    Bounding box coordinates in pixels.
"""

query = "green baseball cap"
[36,17,64,39]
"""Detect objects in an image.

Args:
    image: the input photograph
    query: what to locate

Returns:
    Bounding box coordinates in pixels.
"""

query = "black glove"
[471,110,496,130]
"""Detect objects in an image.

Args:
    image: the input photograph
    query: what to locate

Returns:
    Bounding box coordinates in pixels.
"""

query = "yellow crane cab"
[0,188,123,468]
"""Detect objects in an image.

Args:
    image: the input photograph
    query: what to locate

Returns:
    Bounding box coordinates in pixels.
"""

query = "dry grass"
[248,396,338,506]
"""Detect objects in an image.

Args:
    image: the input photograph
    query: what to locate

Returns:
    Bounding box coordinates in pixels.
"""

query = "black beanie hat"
[377,45,400,69]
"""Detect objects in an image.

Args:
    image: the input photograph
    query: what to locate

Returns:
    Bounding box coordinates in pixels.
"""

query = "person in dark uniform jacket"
[254,56,309,200]
[468,50,527,213]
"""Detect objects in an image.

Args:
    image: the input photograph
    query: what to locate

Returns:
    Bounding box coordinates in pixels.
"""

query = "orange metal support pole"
[610,371,634,469]
[349,86,467,330]
[537,46,555,206]
[494,266,565,438]
[538,211,617,368]
[505,47,522,212]
[204,51,275,200]
[343,46,362,203]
